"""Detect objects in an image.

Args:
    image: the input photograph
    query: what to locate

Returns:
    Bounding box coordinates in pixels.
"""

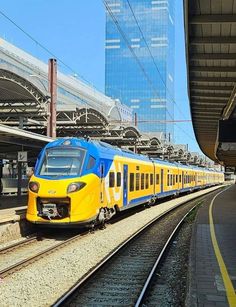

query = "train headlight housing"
[67,182,86,194]
[29,181,40,193]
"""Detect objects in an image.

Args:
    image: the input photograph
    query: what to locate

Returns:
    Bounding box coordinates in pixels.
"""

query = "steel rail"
[134,205,198,306]
[0,235,39,254]
[0,232,86,278]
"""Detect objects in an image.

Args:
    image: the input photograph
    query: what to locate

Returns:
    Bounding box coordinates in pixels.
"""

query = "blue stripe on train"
[127,185,207,206]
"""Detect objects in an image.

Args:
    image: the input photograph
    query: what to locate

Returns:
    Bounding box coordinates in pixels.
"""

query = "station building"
[105,0,175,140]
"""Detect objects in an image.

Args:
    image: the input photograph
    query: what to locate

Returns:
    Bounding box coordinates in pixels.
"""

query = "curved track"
[54,191,221,307]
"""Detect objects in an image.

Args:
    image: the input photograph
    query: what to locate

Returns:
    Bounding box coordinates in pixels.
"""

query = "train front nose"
[28,178,73,221]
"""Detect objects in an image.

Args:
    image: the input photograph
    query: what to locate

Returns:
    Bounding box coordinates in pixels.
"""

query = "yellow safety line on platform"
[209,186,236,307]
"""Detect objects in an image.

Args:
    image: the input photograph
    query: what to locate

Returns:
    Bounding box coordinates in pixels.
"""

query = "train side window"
[150,174,153,185]
[86,156,96,170]
[130,173,134,191]
[167,174,170,186]
[173,174,175,185]
[141,173,144,190]
[136,173,140,190]
[146,174,149,189]
[176,174,178,183]
[117,172,121,187]
[179,175,181,183]
[109,172,115,187]
[156,174,159,184]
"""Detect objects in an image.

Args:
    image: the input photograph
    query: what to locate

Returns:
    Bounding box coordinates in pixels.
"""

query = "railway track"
[0,235,39,254]
[0,231,89,279]
[53,191,219,307]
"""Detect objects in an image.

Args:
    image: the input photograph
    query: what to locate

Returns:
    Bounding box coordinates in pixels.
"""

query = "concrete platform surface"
[188,184,236,307]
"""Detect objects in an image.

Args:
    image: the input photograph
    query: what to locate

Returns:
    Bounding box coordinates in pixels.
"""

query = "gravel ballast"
[0,186,223,306]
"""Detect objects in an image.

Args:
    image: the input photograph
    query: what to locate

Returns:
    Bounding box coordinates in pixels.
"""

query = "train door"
[160,169,164,193]
[123,164,128,206]
[100,162,105,204]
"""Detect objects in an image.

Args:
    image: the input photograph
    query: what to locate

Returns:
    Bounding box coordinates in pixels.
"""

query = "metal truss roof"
[0,123,52,160]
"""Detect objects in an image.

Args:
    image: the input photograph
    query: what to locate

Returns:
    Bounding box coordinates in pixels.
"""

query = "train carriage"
[26,138,224,227]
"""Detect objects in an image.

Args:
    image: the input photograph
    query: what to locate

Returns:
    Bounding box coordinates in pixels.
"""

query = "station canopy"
[184,0,236,166]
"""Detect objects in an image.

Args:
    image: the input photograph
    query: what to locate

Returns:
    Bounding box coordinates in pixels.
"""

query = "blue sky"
[0,0,202,153]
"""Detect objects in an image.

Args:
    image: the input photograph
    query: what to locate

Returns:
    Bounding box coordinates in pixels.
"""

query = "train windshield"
[39,147,86,177]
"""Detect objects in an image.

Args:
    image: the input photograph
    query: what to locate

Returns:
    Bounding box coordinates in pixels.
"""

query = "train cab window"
[86,156,96,170]
[156,174,159,184]
[146,174,149,189]
[150,174,153,185]
[141,173,144,190]
[109,172,115,188]
[117,172,121,187]
[130,173,134,191]
[40,147,86,176]
[136,173,140,190]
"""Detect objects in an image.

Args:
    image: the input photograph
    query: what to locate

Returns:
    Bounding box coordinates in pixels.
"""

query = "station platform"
[0,195,27,224]
[188,184,236,306]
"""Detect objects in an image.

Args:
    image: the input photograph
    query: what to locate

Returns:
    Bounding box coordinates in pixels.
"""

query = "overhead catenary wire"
[0,5,195,142]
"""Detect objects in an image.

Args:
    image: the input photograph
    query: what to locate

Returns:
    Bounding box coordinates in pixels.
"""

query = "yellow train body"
[26,138,224,227]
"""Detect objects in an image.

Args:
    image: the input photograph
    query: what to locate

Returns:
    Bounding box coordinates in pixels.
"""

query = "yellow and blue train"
[26,138,224,226]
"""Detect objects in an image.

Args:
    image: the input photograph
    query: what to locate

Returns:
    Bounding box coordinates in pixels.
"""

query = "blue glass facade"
[105,0,175,140]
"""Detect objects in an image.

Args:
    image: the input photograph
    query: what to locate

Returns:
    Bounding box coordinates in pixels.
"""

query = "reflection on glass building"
[105,0,175,140]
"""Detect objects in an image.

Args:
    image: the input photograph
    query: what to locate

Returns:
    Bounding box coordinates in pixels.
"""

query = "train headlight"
[67,182,86,193]
[29,181,40,193]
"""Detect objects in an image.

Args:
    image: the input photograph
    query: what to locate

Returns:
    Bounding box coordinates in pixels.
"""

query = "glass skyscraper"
[105,0,175,140]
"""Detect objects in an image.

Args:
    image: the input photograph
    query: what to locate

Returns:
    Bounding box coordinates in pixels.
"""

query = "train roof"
[44,138,222,173]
